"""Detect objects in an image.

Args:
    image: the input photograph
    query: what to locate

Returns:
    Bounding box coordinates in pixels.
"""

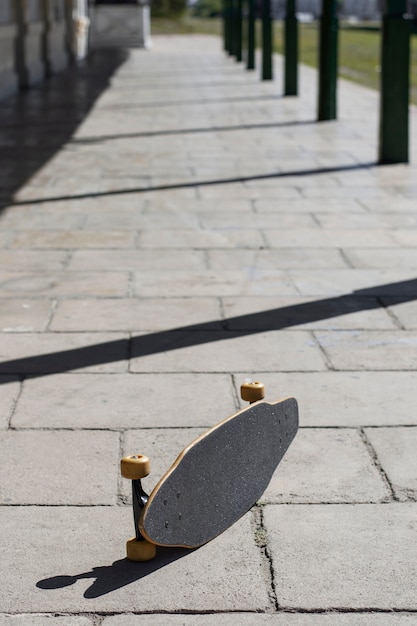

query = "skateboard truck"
[120,380,297,562]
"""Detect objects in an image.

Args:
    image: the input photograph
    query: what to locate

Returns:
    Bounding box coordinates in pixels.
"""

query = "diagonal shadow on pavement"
[0,277,416,382]
[5,161,376,207]
[70,119,316,144]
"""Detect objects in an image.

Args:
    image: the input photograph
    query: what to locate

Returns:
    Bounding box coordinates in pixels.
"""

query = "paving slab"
[209,249,349,270]
[365,427,417,501]
[132,269,299,297]
[0,507,270,613]
[247,371,417,427]
[0,299,53,332]
[315,330,417,370]
[0,271,130,298]
[220,295,397,330]
[0,377,20,430]
[264,229,396,248]
[344,248,417,269]
[314,211,417,229]
[130,330,327,373]
[382,298,417,329]
[9,231,136,249]
[289,269,417,297]
[0,430,119,504]
[254,198,366,214]
[263,428,389,503]
[0,205,85,229]
[264,503,417,610]
[50,297,222,332]
[139,228,264,249]
[0,333,128,374]
[0,250,68,271]
[199,210,317,229]
[12,373,236,429]
[68,249,206,271]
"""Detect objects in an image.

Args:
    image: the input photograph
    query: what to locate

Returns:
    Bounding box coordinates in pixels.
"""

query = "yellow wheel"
[240,381,265,403]
[120,455,150,480]
[126,537,156,561]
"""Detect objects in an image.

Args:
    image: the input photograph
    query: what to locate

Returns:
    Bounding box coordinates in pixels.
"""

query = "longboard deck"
[140,397,298,548]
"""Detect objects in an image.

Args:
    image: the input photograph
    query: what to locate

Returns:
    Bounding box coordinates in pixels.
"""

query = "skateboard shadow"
[36,547,193,598]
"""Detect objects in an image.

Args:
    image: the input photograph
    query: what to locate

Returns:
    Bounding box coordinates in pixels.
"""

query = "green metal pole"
[229,0,237,56]
[236,0,243,62]
[284,0,298,95]
[378,0,410,164]
[223,0,229,52]
[317,0,338,121]
[246,0,256,70]
[262,0,273,80]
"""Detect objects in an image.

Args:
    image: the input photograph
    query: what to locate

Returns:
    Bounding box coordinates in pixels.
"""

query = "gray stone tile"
[254,199,366,214]
[68,249,206,271]
[345,248,417,269]
[198,185,300,199]
[132,270,298,297]
[145,198,253,213]
[12,373,236,429]
[82,208,149,230]
[264,229,396,248]
[139,228,264,249]
[130,330,327,373]
[0,378,20,430]
[0,271,130,297]
[315,211,417,229]
[302,186,399,199]
[0,430,119,504]
[209,249,348,270]
[199,210,317,229]
[0,333,128,374]
[0,251,67,271]
[290,269,417,296]
[0,300,53,332]
[221,295,396,330]
[383,298,417,329]
[0,507,270,613]
[365,427,417,501]
[0,617,92,626]
[102,614,417,625]
[315,330,417,370]
[50,298,221,332]
[248,371,417,427]
[264,503,417,610]
[361,198,417,212]
[9,231,136,249]
[263,428,389,503]
[0,205,85,230]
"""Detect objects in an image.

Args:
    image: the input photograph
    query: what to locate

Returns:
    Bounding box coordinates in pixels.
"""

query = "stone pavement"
[1,33,417,624]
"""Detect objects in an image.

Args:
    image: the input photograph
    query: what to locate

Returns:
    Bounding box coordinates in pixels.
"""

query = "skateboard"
[120,381,298,561]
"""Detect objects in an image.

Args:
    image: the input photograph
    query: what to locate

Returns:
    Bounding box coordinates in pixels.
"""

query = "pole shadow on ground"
[0,277,416,382]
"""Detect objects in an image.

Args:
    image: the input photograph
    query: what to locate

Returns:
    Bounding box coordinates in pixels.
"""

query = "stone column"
[41,0,69,76]
[0,0,19,100]
[15,0,45,88]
